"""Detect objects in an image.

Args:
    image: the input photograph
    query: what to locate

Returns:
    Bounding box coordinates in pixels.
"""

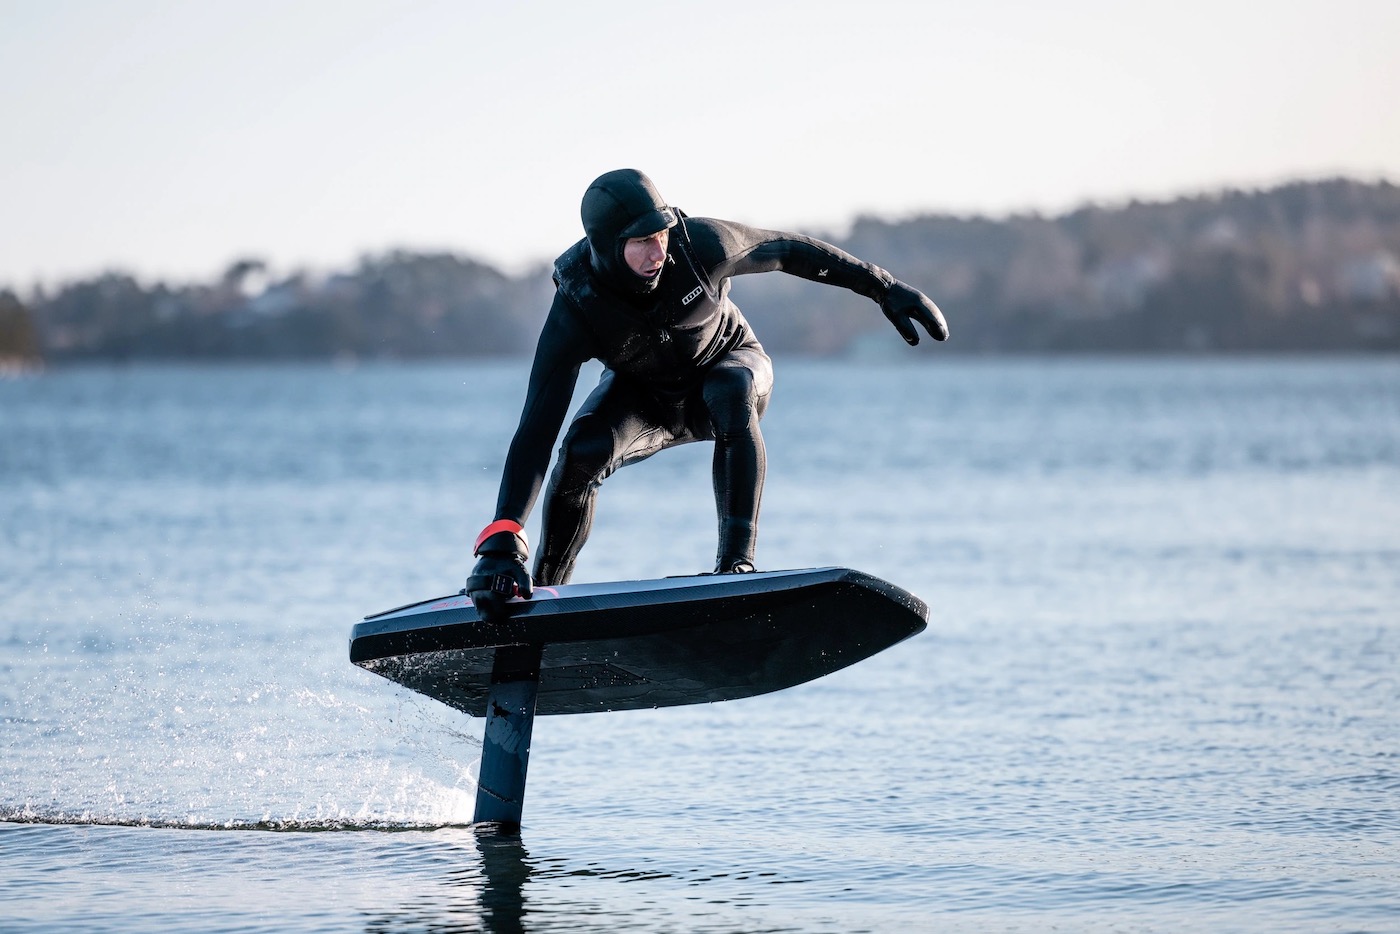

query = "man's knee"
[703,366,763,436]
[552,419,616,492]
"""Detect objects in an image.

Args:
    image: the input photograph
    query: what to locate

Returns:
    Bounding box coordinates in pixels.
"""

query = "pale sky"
[3,0,1397,289]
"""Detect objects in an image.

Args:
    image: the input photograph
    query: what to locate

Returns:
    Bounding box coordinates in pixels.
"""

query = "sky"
[2,0,1397,289]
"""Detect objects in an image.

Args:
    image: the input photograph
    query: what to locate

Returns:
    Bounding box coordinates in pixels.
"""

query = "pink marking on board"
[427,596,473,611]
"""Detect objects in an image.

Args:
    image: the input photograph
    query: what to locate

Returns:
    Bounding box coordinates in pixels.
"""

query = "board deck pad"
[350,567,928,716]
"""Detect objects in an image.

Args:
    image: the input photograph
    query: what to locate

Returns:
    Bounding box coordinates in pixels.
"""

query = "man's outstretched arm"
[692,217,949,344]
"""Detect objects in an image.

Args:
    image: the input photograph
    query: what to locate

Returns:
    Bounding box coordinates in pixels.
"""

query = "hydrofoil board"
[350,567,927,716]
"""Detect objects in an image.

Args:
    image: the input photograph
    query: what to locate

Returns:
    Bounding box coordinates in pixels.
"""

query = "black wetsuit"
[492,212,896,585]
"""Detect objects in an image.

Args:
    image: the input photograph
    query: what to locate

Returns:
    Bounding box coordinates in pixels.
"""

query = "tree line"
[3,177,1398,367]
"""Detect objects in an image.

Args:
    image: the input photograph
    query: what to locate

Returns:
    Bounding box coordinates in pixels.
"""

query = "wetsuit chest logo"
[681,286,703,306]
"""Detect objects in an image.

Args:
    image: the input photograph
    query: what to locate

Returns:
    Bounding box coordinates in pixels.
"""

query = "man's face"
[622,229,669,278]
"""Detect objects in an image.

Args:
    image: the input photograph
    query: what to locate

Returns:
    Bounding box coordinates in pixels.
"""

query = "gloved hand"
[465,523,533,621]
[881,280,949,345]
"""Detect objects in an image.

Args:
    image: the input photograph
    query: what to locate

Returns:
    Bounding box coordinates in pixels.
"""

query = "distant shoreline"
[5,178,1398,361]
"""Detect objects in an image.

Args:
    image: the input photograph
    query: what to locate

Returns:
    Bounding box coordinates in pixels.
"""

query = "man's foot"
[712,557,755,574]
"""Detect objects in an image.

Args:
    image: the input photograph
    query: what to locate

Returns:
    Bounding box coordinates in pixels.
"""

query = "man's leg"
[533,372,676,586]
[701,347,773,572]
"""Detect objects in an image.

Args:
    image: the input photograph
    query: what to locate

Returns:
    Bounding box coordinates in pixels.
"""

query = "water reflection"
[362,825,735,933]
[360,827,536,933]
[469,827,532,934]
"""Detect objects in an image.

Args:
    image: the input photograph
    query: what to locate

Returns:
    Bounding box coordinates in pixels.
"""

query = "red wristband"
[474,519,528,555]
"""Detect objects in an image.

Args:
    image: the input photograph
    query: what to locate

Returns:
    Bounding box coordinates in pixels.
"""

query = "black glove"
[465,529,533,621]
[881,280,949,345]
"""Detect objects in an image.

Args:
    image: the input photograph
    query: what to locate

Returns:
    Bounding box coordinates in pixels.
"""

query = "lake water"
[2,357,1398,932]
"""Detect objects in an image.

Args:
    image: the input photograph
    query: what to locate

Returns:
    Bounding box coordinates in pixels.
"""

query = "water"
[2,357,1398,932]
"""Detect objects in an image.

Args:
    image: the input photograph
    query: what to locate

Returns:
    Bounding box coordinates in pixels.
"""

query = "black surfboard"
[350,567,927,716]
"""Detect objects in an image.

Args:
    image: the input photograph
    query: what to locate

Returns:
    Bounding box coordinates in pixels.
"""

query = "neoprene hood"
[581,169,677,293]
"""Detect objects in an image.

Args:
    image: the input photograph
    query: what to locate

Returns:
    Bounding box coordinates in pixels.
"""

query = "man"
[467,169,947,619]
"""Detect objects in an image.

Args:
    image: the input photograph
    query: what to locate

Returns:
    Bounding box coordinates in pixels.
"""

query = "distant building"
[1087,251,1170,312]
[1338,250,1400,301]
